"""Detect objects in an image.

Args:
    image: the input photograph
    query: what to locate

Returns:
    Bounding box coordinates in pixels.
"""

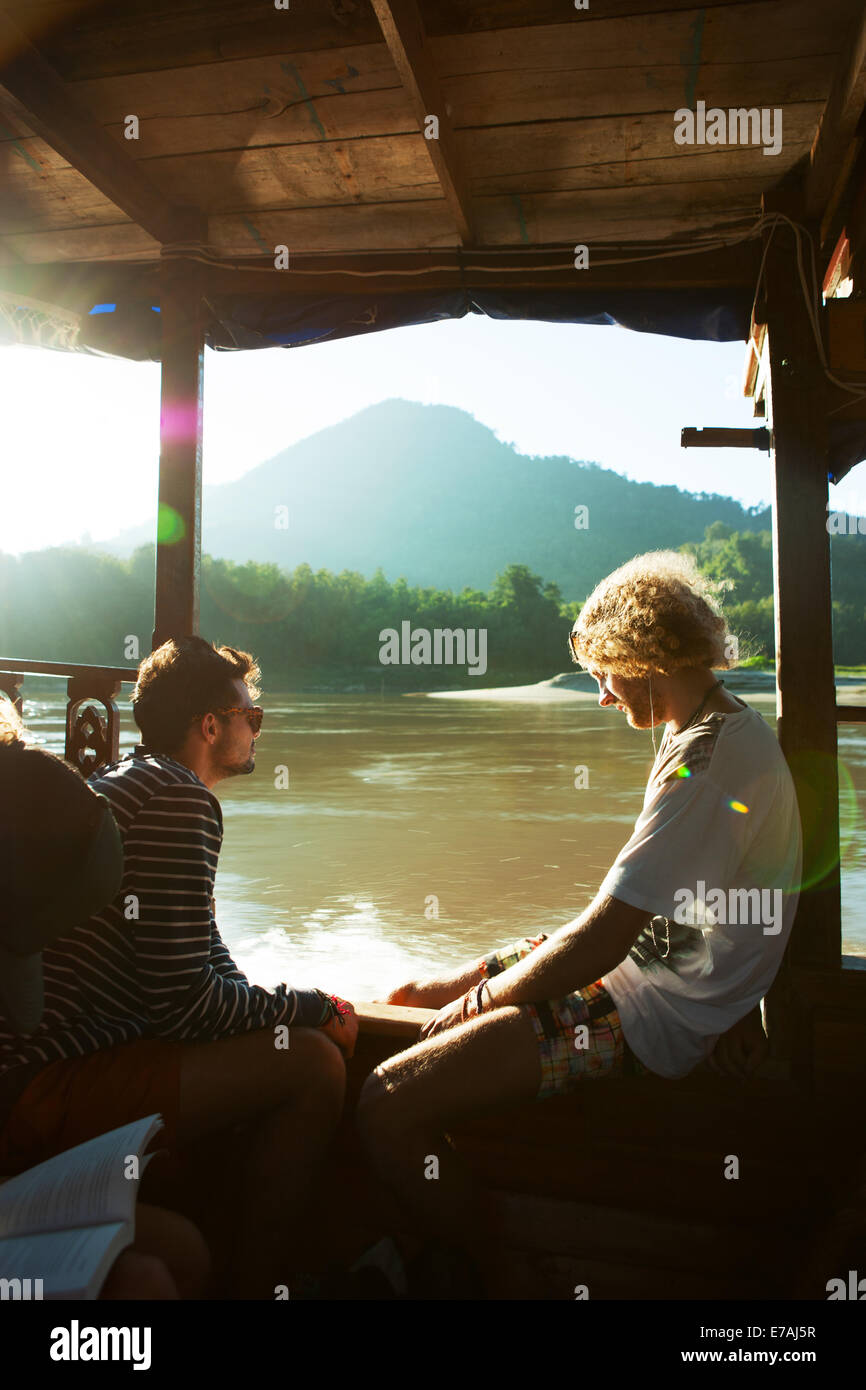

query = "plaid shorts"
[478,935,652,1099]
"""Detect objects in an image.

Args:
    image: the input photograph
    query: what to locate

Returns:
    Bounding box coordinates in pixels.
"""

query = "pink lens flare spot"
[160,402,201,442]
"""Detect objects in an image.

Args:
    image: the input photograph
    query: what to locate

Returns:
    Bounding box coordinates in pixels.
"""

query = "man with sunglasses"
[0,635,356,1298]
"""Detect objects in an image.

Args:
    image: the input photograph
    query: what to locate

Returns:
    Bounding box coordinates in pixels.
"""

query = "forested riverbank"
[1,523,863,689]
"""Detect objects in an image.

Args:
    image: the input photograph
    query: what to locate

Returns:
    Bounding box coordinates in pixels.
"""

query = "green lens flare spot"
[785,751,859,893]
[676,766,692,777]
[157,505,186,544]
[729,800,749,814]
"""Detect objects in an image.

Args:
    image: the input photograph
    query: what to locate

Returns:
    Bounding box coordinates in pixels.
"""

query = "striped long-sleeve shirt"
[0,745,330,1084]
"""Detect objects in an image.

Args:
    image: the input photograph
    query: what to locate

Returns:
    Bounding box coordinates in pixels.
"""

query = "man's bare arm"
[483,894,650,1007]
[387,895,647,1013]
[385,964,483,1010]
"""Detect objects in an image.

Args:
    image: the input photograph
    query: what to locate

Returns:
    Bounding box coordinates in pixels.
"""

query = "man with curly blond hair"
[357,551,802,1295]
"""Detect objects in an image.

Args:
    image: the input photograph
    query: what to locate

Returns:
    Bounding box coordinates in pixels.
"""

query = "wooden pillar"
[761,193,842,982]
[153,258,204,649]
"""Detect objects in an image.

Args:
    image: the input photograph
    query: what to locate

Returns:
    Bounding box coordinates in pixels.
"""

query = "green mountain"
[101,399,770,599]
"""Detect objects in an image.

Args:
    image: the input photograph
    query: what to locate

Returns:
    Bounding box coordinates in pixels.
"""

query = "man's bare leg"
[101,1205,211,1299]
[356,1005,541,1293]
[177,1026,346,1298]
[100,1248,179,1300]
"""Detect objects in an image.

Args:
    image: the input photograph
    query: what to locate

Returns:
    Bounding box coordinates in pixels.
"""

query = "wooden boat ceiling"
[1,0,864,281]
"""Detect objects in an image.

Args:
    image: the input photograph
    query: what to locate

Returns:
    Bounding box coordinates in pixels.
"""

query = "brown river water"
[23,685,866,1000]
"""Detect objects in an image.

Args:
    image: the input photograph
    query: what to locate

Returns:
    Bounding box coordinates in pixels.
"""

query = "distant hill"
[99,399,771,599]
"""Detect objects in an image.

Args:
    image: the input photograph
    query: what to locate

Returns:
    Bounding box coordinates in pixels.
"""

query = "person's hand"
[707,1006,768,1078]
[419,997,464,1040]
[379,981,419,1006]
[319,996,359,1059]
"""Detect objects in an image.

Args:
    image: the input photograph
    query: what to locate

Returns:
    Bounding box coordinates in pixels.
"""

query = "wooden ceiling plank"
[805,5,866,229]
[96,87,415,160]
[458,103,822,188]
[65,40,400,121]
[205,178,768,254]
[33,52,834,163]
[0,9,198,244]
[3,0,383,80]
[0,221,158,263]
[0,101,826,179]
[440,55,835,130]
[147,139,438,214]
[1,168,768,262]
[422,0,775,35]
[470,177,771,247]
[468,143,820,200]
[371,0,473,244]
[430,0,853,77]
[6,0,852,82]
[211,200,461,255]
[0,182,128,236]
[1,103,823,231]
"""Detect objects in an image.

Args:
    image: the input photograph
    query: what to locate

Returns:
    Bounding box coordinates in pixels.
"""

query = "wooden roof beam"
[370,0,474,245]
[0,9,202,246]
[805,4,866,241]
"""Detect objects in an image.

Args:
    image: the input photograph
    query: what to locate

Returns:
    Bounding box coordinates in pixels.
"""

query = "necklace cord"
[678,679,725,734]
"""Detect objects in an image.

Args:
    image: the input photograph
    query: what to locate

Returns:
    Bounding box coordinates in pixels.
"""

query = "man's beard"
[620,685,654,729]
[216,746,256,778]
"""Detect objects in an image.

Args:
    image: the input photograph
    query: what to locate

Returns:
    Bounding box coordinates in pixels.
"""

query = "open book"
[0,1113,163,1300]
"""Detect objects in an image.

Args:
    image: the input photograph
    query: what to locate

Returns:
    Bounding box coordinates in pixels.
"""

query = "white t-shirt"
[600,698,802,1079]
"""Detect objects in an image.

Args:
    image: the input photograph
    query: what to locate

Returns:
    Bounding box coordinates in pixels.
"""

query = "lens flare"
[156,504,186,544]
[784,750,859,893]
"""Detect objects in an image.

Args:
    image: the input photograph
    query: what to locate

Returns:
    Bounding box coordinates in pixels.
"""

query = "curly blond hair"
[570,550,738,679]
[0,696,27,746]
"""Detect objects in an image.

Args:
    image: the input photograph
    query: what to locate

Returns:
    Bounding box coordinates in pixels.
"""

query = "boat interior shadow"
[294,1006,866,1300]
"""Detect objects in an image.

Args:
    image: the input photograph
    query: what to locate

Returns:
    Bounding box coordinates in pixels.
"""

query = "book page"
[0,1223,131,1299]
[0,1114,162,1240]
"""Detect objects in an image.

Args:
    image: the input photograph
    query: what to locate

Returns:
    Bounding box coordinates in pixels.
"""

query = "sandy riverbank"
[424,672,866,705]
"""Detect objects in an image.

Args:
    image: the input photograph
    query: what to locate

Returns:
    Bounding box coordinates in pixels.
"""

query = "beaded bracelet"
[313,988,348,1026]
[460,979,491,1022]
[329,993,351,1024]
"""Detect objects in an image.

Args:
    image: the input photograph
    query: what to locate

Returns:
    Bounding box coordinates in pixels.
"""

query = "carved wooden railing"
[0,659,139,775]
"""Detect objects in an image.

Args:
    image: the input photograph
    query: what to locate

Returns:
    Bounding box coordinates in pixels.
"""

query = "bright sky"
[2,312,864,555]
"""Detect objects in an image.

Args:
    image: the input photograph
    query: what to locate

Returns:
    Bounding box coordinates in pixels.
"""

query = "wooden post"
[760,192,841,1077]
[153,259,204,649]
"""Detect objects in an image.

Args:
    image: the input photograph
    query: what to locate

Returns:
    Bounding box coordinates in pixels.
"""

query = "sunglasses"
[212,706,264,737]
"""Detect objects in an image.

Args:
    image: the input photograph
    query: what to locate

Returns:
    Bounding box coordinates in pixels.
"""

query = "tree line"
[0,524,862,688]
